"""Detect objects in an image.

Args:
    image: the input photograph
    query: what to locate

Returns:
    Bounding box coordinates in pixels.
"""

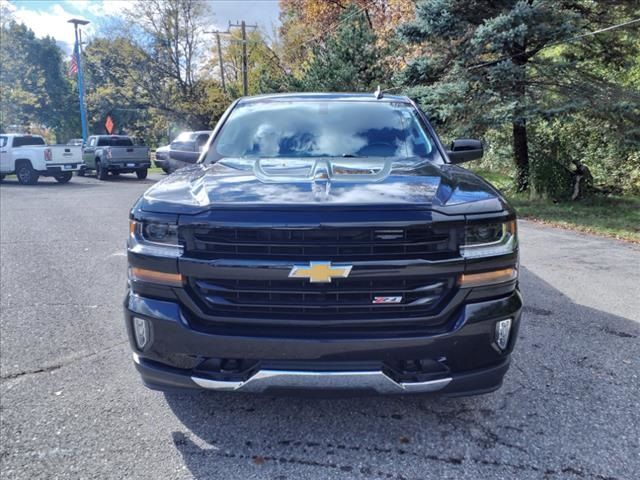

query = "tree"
[296,6,391,92]
[208,29,288,97]
[82,0,228,143]
[279,0,417,74]
[0,21,77,141]
[398,1,640,192]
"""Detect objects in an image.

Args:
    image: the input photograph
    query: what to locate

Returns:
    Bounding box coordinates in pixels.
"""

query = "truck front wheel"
[54,172,73,184]
[136,169,148,180]
[16,161,39,185]
[96,160,108,180]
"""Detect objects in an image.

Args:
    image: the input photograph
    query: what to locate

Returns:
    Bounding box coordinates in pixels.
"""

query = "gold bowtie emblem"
[288,261,353,283]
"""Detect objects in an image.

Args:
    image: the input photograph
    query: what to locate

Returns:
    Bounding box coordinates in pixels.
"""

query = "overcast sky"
[2,0,282,53]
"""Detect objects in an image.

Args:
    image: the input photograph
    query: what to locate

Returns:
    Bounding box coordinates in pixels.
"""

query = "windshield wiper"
[341,153,360,158]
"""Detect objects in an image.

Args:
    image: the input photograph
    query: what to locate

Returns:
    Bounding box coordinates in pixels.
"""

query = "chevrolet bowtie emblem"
[288,261,353,283]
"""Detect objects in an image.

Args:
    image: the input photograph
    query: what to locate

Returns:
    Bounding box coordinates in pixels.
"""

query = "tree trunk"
[513,119,529,192]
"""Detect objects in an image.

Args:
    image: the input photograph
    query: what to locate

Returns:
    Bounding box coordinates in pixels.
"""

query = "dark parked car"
[166,130,212,171]
[125,93,521,396]
[153,144,171,173]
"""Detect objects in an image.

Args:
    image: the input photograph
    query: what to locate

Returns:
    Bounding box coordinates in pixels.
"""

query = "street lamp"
[68,18,90,143]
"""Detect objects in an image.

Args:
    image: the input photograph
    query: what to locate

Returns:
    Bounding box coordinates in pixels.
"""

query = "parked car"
[0,133,83,184]
[81,135,151,180]
[166,130,211,171]
[153,144,171,174]
[125,93,521,396]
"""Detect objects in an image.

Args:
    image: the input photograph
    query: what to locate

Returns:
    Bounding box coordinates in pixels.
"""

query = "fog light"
[133,317,149,350]
[495,318,512,350]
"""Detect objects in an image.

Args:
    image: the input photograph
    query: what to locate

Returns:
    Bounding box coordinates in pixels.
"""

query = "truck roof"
[238,92,412,105]
[2,133,45,137]
[92,134,132,138]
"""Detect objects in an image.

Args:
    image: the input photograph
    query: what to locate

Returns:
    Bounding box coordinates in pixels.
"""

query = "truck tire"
[16,160,39,185]
[54,172,73,184]
[136,169,148,180]
[77,167,85,177]
[96,160,108,180]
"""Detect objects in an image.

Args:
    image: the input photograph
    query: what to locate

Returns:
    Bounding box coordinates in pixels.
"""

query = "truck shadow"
[163,266,639,479]
[0,177,98,189]
[92,174,160,184]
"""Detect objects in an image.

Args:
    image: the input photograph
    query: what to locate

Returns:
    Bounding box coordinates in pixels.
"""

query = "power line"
[468,17,640,71]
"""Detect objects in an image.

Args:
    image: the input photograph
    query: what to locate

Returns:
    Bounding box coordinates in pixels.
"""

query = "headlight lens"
[461,220,517,258]
[129,220,183,257]
[143,222,177,244]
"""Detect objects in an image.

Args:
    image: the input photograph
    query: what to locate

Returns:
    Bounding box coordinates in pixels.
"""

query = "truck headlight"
[461,220,517,258]
[129,220,183,257]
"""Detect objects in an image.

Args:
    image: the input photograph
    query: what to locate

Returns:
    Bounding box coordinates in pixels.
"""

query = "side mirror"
[447,138,483,164]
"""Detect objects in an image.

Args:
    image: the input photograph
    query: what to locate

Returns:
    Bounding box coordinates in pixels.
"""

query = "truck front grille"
[187,276,455,322]
[182,225,457,261]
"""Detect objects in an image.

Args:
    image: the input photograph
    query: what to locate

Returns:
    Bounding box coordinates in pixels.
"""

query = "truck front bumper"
[124,289,522,397]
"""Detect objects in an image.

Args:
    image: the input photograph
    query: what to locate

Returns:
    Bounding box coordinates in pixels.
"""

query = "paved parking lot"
[1,174,639,479]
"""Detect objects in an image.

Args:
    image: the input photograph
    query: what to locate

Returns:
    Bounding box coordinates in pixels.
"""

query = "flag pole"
[68,18,90,143]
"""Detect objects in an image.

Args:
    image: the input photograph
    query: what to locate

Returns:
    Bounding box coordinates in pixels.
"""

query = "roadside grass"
[473,169,640,243]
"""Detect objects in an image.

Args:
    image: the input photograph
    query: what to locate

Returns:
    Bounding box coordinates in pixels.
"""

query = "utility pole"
[204,30,231,93]
[215,32,226,93]
[240,21,248,96]
[68,18,90,143]
[78,28,89,135]
[228,21,257,97]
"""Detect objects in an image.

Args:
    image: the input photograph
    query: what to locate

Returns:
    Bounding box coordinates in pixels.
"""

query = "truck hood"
[138,158,510,216]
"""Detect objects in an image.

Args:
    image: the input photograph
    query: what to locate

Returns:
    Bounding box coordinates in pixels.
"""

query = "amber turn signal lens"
[129,267,183,286]
[459,267,517,287]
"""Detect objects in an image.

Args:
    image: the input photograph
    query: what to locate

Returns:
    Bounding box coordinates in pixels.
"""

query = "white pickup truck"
[0,134,84,185]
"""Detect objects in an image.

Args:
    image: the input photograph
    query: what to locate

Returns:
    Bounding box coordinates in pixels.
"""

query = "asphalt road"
[1,174,639,480]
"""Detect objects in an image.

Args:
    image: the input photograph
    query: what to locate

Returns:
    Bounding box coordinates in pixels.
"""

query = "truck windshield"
[97,137,134,147]
[206,101,442,164]
[12,136,46,147]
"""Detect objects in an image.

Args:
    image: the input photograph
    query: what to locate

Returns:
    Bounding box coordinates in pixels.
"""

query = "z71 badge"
[372,296,403,304]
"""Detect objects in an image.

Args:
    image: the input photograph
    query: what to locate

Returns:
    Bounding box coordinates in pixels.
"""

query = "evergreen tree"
[398,1,640,191]
[298,6,391,92]
[0,21,78,141]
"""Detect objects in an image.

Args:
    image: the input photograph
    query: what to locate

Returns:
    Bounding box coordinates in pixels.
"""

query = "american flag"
[68,42,79,78]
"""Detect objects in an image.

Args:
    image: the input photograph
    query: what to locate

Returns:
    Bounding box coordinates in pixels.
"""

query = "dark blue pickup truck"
[125,93,521,396]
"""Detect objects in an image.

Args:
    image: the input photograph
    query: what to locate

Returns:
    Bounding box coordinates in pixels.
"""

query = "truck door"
[0,136,10,173]
[83,137,96,168]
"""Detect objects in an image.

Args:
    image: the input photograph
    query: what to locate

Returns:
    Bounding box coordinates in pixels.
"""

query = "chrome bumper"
[193,369,452,394]
[134,353,451,394]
